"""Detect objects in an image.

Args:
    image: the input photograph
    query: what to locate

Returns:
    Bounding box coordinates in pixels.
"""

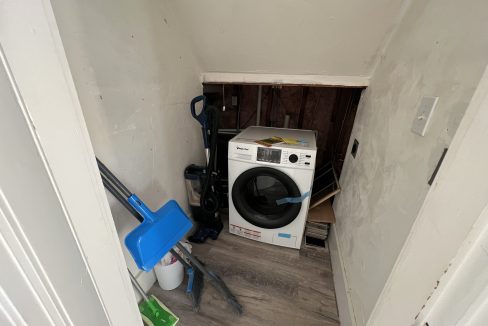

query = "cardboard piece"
[307,200,335,224]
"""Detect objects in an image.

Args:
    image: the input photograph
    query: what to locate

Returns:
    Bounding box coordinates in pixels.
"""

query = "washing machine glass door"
[232,167,302,229]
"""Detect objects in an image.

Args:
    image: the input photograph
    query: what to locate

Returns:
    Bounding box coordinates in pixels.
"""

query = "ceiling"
[170,0,406,77]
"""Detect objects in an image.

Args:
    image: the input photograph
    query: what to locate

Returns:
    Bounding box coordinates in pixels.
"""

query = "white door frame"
[412,68,488,326]
[367,66,488,325]
[0,0,141,325]
[414,202,488,325]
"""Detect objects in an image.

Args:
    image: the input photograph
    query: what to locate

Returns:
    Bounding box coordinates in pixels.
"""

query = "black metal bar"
[297,86,309,129]
[428,148,448,186]
[265,87,274,126]
[235,85,241,130]
[314,167,333,180]
[96,158,132,198]
[101,174,143,223]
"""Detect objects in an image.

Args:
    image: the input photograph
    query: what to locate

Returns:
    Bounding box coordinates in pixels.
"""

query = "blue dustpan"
[125,195,193,271]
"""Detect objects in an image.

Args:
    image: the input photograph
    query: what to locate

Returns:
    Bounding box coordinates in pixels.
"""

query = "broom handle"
[100,174,144,223]
[128,269,149,302]
[97,158,132,198]
[99,163,192,269]
[98,164,150,301]
[170,248,192,270]
[175,242,212,279]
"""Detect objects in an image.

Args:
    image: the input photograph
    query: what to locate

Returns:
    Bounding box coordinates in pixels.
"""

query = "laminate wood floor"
[150,222,340,326]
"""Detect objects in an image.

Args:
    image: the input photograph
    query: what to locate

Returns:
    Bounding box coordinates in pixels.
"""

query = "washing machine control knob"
[289,154,298,163]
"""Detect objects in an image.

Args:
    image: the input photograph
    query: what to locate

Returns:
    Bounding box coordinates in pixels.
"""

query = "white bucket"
[154,252,184,290]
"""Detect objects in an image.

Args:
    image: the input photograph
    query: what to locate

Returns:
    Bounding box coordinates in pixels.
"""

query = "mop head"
[139,295,179,326]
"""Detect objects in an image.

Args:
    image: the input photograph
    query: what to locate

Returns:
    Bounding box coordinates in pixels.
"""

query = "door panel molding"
[0,0,141,324]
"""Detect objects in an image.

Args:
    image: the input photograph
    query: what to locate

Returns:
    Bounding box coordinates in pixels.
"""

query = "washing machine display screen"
[257,147,281,163]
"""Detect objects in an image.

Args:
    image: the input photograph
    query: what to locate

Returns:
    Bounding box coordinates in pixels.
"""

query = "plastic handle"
[190,95,207,125]
[128,194,155,222]
[190,95,210,148]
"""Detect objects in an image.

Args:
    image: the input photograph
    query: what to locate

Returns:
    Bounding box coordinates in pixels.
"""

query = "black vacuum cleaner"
[186,95,224,243]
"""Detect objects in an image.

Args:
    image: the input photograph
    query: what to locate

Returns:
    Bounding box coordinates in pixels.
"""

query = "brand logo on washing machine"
[236,146,250,151]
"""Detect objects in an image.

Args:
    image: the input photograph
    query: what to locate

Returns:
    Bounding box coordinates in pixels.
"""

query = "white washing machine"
[228,126,317,249]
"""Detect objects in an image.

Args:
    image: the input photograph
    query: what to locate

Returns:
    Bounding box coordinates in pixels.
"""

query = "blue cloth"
[276,190,311,205]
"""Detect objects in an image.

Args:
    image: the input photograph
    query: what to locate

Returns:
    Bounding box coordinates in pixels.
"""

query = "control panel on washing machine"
[256,147,313,167]
[257,147,282,163]
[281,149,313,167]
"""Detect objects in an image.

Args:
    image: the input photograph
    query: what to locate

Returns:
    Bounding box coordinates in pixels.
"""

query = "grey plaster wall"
[51,0,204,285]
[333,0,488,324]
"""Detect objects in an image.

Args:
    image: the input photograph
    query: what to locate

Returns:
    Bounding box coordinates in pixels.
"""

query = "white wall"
[50,0,204,286]
[332,0,488,324]
[171,0,406,77]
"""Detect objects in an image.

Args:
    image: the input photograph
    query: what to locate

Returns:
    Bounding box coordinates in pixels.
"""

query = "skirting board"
[201,72,370,87]
[329,224,357,326]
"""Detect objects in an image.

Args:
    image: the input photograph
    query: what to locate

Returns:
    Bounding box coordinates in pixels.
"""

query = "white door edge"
[0,0,141,325]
